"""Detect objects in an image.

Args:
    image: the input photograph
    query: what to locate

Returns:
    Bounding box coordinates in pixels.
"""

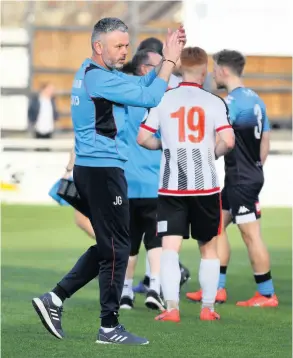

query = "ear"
[202,65,208,78]
[94,41,103,55]
[222,66,230,76]
[140,65,147,76]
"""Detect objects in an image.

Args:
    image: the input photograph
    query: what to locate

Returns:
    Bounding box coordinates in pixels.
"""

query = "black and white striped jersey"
[141,82,232,196]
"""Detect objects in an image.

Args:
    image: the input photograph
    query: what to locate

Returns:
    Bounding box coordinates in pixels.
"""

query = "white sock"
[145,256,151,278]
[161,250,180,310]
[199,258,220,311]
[150,274,160,294]
[122,279,134,299]
[49,292,62,307]
[101,326,116,333]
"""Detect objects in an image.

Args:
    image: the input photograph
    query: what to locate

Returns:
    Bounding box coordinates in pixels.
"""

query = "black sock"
[254,271,272,284]
[254,271,274,298]
[101,314,119,328]
[220,266,227,274]
[52,284,69,302]
[142,275,150,287]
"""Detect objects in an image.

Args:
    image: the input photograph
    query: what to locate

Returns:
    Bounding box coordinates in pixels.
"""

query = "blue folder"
[48,178,73,206]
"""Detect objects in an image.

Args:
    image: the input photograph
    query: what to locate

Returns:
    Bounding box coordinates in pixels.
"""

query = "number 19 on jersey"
[171,106,205,143]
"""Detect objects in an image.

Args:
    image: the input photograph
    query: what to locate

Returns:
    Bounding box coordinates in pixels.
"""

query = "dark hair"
[91,17,128,50]
[121,61,134,75]
[137,37,163,56]
[213,49,246,76]
[132,48,158,75]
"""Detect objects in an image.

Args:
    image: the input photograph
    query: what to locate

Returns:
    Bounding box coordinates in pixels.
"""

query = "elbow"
[144,97,161,108]
[146,90,163,107]
[152,97,161,107]
[137,133,145,147]
[132,97,160,108]
[226,135,235,150]
[264,139,270,152]
[152,94,164,107]
[136,137,143,146]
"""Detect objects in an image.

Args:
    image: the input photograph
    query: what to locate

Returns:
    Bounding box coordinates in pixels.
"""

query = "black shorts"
[157,194,221,243]
[129,198,161,256]
[221,183,263,224]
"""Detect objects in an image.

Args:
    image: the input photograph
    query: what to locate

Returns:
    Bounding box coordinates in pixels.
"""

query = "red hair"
[180,47,208,68]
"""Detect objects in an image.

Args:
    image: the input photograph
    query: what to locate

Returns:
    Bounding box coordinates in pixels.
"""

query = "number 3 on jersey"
[171,106,205,143]
[254,104,263,139]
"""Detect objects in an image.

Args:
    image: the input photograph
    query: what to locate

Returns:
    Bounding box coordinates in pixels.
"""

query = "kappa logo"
[238,206,249,214]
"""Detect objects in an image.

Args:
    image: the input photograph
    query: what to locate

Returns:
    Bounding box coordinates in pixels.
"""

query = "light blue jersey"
[124,107,161,198]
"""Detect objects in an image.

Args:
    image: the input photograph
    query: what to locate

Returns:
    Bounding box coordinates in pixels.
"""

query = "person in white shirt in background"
[28,82,59,139]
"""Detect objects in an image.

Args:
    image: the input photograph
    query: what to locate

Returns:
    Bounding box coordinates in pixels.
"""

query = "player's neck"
[91,53,111,71]
[226,77,244,93]
[182,75,203,86]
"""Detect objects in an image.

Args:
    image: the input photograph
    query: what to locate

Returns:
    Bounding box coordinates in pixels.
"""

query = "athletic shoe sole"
[32,298,63,339]
[96,339,149,345]
[120,304,133,310]
[145,296,165,312]
[186,298,226,304]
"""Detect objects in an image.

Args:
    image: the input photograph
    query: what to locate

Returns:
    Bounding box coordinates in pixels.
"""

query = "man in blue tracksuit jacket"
[32,17,185,345]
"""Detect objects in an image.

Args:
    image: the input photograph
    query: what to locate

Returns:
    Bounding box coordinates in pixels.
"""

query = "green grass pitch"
[1,205,292,357]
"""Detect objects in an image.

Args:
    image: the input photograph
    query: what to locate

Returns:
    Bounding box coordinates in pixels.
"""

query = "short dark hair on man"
[213,49,246,76]
[121,61,134,75]
[132,48,159,75]
[137,37,163,56]
[91,18,128,49]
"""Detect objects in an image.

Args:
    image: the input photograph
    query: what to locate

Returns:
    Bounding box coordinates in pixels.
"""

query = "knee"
[98,238,130,262]
[217,230,230,246]
[242,232,253,245]
[162,236,182,252]
[199,237,218,259]
[240,226,262,247]
[119,241,131,260]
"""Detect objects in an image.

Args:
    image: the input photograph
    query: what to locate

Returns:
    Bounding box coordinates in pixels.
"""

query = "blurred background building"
[1,0,292,137]
[0,0,292,205]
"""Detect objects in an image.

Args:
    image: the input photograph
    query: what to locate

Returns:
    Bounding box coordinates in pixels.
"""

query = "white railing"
[0,138,292,153]
[0,138,74,151]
